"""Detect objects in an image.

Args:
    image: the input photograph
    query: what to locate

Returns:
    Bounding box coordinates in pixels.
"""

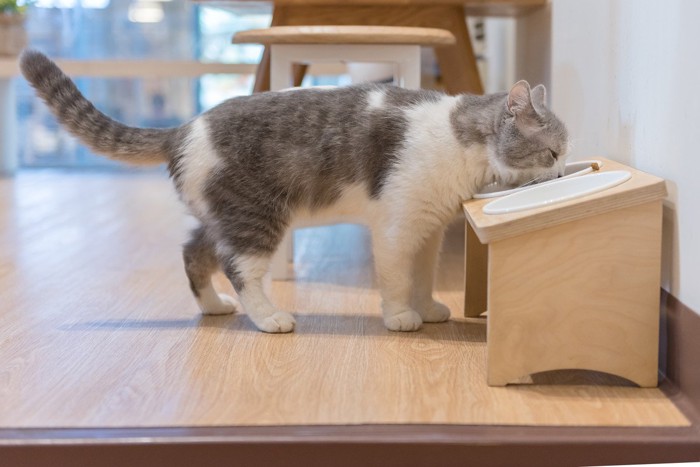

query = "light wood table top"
[233,25,456,45]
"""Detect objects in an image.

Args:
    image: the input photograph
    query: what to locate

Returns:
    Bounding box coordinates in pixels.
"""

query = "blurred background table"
[197,0,548,94]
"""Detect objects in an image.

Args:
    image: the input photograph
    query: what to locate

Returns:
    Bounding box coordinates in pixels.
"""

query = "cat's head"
[490,80,569,187]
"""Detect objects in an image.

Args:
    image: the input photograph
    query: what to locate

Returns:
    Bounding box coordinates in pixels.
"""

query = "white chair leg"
[270,48,295,91]
[394,45,422,89]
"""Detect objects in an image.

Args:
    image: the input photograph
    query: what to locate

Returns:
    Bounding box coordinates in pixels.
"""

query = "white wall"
[483,18,516,93]
[549,0,700,313]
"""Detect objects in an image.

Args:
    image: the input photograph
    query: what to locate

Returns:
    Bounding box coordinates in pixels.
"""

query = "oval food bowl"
[473,160,604,199]
[482,170,632,215]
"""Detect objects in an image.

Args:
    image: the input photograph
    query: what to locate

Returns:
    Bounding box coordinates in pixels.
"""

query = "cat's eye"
[549,150,558,160]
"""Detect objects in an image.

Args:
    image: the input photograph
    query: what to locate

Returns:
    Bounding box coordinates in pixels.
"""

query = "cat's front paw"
[418,300,451,323]
[384,309,423,332]
[201,293,239,315]
[258,311,296,333]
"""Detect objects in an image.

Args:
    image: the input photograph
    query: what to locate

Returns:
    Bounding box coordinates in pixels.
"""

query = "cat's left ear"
[506,80,535,116]
[506,80,543,135]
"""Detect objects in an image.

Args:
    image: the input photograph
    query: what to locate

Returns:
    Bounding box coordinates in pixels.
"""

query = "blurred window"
[17,0,265,168]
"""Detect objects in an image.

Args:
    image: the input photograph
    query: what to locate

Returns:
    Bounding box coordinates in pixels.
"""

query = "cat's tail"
[19,49,175,166]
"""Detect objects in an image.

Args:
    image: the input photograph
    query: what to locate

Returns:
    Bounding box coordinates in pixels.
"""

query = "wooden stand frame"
[463,159,667,387]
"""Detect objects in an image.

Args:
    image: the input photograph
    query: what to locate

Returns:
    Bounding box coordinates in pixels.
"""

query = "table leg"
[252,6,290,93]
[433,6,483,95]
[254,52,308,93]
[253,46,272,93]
[292,64,308,87]
[465,221,488,317]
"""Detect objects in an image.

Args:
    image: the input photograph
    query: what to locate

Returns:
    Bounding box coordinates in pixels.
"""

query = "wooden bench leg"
[252,6,291,93]
[465,221,488,317]
[253,46,272,93]
[433,6,483,95]
[254,49,307,93]
[486,202,663,387]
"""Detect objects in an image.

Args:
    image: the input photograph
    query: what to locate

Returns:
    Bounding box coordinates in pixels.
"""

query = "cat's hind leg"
[221,252,295,333]
[183,226,239,315]
[411,227,451,323]
[208,193,295,333]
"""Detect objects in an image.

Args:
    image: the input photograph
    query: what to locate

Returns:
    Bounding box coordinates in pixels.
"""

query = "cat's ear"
[506,80,534,115]
[506,80,542,135]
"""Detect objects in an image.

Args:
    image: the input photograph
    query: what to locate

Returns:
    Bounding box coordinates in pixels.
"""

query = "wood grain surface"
[233,25,456,45]
[464,221,488,317]
[487,201,664,387]
[0,171,688,428]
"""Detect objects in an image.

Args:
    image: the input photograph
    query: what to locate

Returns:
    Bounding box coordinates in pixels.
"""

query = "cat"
[19,49,569,334]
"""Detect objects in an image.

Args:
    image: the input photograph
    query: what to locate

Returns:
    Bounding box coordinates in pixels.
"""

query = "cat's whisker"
[516,175,543,188]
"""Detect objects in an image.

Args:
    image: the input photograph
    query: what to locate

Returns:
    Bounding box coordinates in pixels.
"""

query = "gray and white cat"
[20,50,569,334]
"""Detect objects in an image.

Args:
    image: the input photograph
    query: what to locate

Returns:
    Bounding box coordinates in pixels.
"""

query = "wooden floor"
[0,171,689,428]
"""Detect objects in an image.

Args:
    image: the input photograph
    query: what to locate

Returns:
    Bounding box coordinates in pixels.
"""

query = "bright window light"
[81,0,110,8]
[33,0,111,8]
[128,1,164,23]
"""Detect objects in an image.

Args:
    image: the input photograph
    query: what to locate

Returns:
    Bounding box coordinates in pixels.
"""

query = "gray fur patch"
[183,227,221,295]
[382,86,442,107]
[495,109,569,171]
[450,92,507,147]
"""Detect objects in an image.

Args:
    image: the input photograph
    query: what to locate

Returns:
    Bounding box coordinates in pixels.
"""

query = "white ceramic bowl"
[482,170,631,215]
[473,159,604,199]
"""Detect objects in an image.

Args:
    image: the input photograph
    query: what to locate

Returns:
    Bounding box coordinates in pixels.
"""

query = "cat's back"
[175,84,451,216]
[202,83,443,132]
[199,83,447,183]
